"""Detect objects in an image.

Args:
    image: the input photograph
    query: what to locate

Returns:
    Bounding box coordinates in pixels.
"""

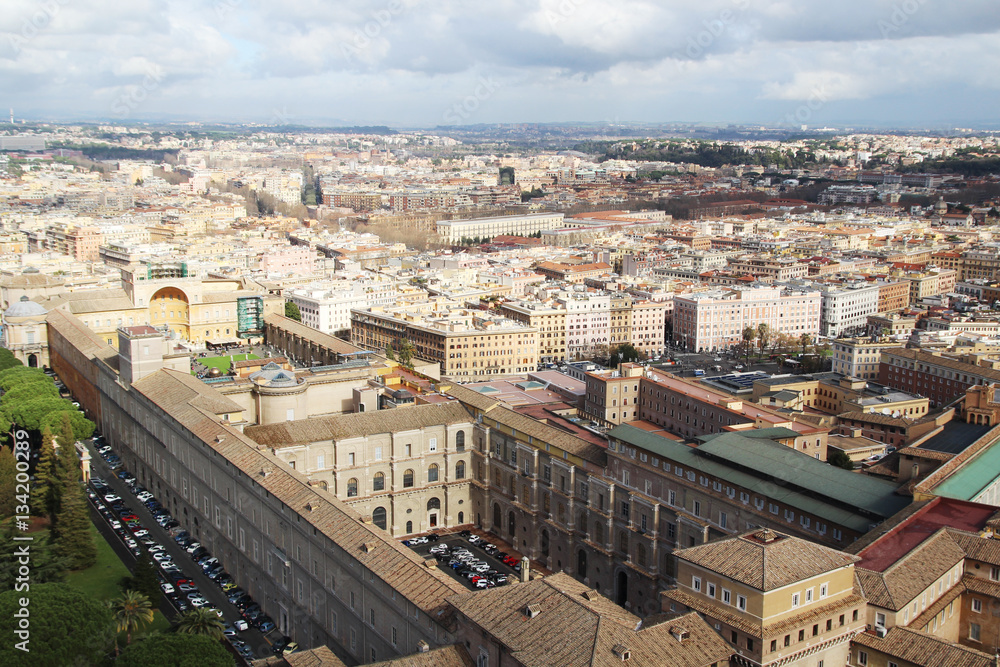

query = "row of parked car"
[462,531,524,571]
[88,437,298,660]
[404,530,516,590]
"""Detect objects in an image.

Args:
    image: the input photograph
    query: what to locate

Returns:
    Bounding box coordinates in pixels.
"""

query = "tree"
[118,633,235,667]
[609,343,642,367]
[0,525,68,589]
[828,450,855,470]
[0,347,22,371]
[742,326,756,365]
[174,607,225,640]
[0,446,13,518]
[51,481,96,569]
[110,590,154,648]
[0,583,114,665]
[284,301,302,322]
[31,427,58,516]
[800,333,812,355]
[128,551,162,605]
[756,323,771,357]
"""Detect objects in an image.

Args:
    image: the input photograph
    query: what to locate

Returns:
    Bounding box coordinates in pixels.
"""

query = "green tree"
[828,450,855,470]
[0,347,22,371]
[284,301,302,322]
[0,583,114,665]
[0,525,68,589]
[110,589,154,648]
[0,446,13,518]
[51,481,96,569]
[742,326,756,365]
[174,607,225,640]
[40,409,94,442]
[128,551,162,604]
[31,427,57,516]
[757,323,771,357]
[118,633,235,667]
[609,343,643,367]
[0,380,58,404]
[395,338,416,368]
[800,333,812,356]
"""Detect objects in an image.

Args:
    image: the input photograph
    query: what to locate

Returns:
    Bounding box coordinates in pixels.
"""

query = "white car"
[109,520,122,530]
[104,493,121,502]
[136,492,153,502]
[161,583,175,595]
[152,552,172,563]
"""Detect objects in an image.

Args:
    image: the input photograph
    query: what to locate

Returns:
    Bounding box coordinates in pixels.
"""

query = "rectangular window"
[722,589,731,605]
[392,626,397,646]
[737,595,747,611]
[374,446,382,460]
[429,437,437,452]
[806,588,813,603]
[707,582,716,598]
[973,599,983,613]
[692,576,702,592]
[316,454,325,469]
[792,593,800,608]
[820,583,828,598]
[971,623,981,642]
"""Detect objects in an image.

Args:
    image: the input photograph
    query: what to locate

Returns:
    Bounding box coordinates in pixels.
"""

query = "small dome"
[4,296,48,318]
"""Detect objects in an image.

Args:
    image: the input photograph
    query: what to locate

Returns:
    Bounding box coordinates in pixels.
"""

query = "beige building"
[831,338,906,381]
[498,300,567,362]
[2,296,50,367]
[244,404,475,537]
[664,528,867,667]
[351,301,538,379]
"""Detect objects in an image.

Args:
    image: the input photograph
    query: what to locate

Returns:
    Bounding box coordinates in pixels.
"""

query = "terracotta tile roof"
[244,402,474,447]
[948,530,1000,567]
[911,579,965,629]
[672,529,860,592]
[442,383,504,413]
[264,313,368,355]
[131,368,244,416]
[852,627,995,667]
[484,405,607,465]
[45,308,119,366]
[131,372,469,618]
[252,645,347,667]
[962,572,1000,599]
[450,573,732,667]
[368,645,473,667]
[855,529,965,610]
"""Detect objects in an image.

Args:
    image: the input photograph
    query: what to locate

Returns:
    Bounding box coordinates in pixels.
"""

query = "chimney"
[520,556,530,583]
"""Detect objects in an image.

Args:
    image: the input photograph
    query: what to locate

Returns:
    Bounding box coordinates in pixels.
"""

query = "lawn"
[65,523,172,639]
[199,353,259,374]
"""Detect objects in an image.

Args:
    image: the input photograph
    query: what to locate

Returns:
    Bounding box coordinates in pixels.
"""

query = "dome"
[4,296,48,318]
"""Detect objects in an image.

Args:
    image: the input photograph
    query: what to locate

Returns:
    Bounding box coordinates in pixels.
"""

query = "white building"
[557,291,611,359]
[831,338,904,380]
[672,286,821,353]
[818,282,883,338]
[435,213,565,243]
[287,276,398,336]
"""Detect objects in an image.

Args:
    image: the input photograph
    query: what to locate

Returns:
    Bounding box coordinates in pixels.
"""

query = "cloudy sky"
[2,0,999,128]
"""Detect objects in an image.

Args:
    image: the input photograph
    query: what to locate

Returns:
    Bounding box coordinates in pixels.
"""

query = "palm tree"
[110,590,154,649]
[742,326,756,366]
[174,607,225,640]
[800,333,812,355]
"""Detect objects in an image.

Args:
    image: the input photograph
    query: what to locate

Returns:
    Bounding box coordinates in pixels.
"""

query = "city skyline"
[3,0,1000,128]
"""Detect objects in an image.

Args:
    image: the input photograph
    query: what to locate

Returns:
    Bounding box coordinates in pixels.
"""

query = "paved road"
[86,439,277,663]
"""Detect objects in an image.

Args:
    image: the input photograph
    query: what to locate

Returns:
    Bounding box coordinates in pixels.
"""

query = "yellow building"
[665,528,868,667]
[498,300,567,362]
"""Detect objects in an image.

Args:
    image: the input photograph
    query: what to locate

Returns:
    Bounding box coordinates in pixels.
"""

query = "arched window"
[455,431,465,451]
[405,520,413,534]
[347,478,358,497]
[427,497,441,511]
[493,503,502,530]
[541,529,550,556]
[619,531,628,553]
[508,511,516,536]
[594,521,605,544]
[637,543,647,567]
[455,461,466,479]
[373,507,387,530]
[458,511,464,524]
[373,472,385,492]
[428,464,439,483]
[403,469,414,488]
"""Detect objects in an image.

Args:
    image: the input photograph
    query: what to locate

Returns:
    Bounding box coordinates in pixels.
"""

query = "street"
[86,439,277,663]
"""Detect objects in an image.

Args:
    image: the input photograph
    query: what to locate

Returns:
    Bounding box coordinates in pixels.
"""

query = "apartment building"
[558,291,611,359]
[664,529,867,667]
[288,282,396,337]
[610,294,633,349]
[960,249,1000,282]
[436,213,565,243]
[831,338,906,380]
[727,257,809,281]
[630,300,667,358]
[581,363,645,426]
[497,300,567,362]
[672,286,820,353]
[818,282,883,338]
[879,349,1000,407]
[350,301,539,378]
[877,280,910,313]
[904,269,957,305]
[259,245,318,276]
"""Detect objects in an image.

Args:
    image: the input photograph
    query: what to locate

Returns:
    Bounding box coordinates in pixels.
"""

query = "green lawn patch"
[65,523,129,601]
[66,523,172,641]
[199,353,259,374]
